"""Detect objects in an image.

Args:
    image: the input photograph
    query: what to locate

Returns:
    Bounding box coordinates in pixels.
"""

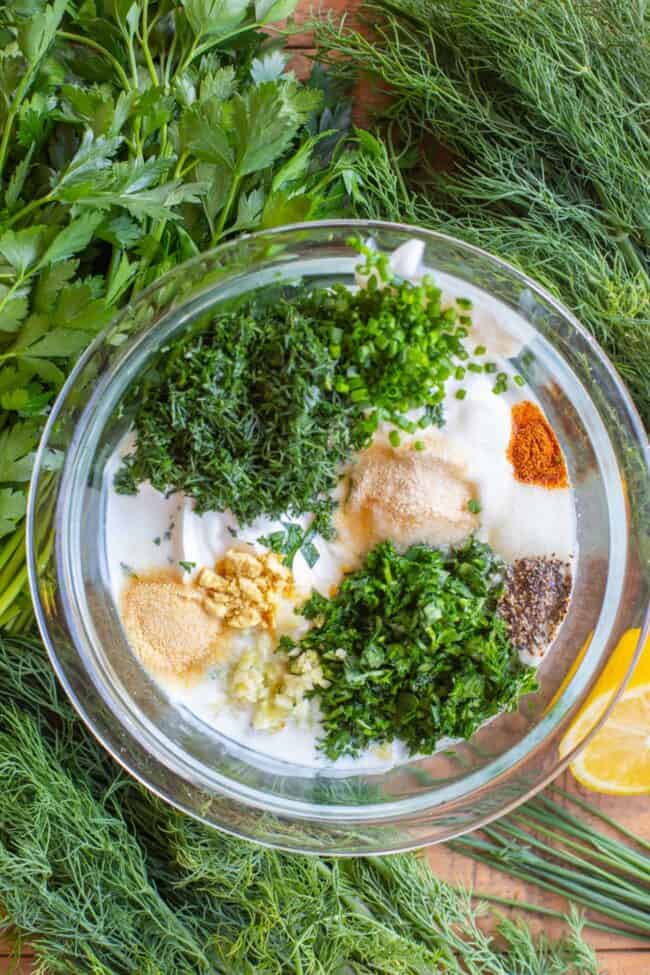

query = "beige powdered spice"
[343,438,478,550]
[121,575,223,677]
[196,547,292,629]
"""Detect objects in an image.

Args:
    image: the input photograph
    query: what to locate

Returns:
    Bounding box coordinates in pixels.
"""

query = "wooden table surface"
[3,4,648,971]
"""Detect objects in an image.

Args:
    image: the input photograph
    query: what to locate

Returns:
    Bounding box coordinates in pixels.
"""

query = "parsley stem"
[163,29,178,88]
[56,32,131,90]
[176,35,200,78]
[192,23,261,61]
[0,65,35,185]
[0,564,27,620]
[176,23,260,78]
[139,0,159,87]
[0,528,23,575]
[5,193,53,229]
[211,172,242,244]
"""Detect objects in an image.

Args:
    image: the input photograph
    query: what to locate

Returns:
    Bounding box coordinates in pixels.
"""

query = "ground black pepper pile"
[498,556,572,656]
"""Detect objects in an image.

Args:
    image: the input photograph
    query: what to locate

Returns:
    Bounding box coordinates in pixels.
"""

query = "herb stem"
[211,172,242,244]
[57,31,132,90]
[5,193,53,229]
[0,66,35,185]
[193,22,261,61]
[547,786,650,853]
[0,529,24,574]
[515,803,650,883]
[0,564,28,621]
[482,821,650,908]
[139,0,159,87]
[474,891,645,941]
[451,839,650,935]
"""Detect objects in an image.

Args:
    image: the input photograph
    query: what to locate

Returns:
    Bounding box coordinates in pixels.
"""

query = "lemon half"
[559,629,650,795]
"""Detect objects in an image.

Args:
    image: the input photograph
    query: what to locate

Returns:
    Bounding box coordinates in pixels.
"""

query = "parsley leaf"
[0,0,351,625]
[0,488,27,539]
[281,538,538,760]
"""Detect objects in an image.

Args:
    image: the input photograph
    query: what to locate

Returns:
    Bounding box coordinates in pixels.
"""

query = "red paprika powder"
[507,401,568,489]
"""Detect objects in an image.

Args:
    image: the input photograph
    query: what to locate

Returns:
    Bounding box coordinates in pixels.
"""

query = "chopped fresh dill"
[116,245,478,529]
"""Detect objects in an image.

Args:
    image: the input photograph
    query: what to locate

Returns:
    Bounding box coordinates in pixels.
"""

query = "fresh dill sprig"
[0,629,607,973]
[315,0,650,424]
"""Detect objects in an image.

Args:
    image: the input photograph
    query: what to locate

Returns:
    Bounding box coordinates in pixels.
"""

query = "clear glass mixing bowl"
[28,221,650,854]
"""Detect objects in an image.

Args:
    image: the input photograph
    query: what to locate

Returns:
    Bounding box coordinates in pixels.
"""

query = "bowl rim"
[27,218,650,852]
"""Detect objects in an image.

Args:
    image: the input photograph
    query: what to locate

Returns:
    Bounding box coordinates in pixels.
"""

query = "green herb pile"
[0,631,604,975]
[452,786,650,941]
[0,0,352,629]
[317,0,650,425]
[281,538,537,759]
[0,0,646,967]
[115,243,475,526]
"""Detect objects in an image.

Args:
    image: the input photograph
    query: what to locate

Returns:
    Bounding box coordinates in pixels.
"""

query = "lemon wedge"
[559,629,650,795]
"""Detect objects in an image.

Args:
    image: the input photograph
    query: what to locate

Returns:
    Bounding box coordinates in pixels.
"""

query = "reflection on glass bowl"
[27,221,650,855]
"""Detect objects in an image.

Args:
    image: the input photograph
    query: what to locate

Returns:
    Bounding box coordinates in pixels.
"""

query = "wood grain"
[2,2,648,972]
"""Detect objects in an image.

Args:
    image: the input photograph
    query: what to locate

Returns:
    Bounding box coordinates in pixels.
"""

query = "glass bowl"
[27,221,650,855]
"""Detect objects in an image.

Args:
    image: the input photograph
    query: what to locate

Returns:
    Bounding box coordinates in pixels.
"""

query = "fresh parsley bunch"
[282,538,538,759]
[0,0,351,629]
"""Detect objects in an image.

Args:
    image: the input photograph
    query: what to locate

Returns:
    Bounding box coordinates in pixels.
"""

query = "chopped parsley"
[281,538,537,759]
[258,506,334,569]
[178,560,196,573]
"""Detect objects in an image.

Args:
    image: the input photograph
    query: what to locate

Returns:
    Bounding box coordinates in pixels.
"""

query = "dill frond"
[0,630,606,974]
[317,0,650,423]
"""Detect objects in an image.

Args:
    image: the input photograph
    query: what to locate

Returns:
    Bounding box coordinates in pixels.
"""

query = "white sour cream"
[104,245,576,770]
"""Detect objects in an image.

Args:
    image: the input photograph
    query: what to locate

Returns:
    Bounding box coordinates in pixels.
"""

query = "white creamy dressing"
[104,241,576,770]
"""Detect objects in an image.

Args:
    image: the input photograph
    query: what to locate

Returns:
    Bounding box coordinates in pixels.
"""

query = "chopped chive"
[467,499,481,514]
[484,362,497,374]
[455,388,467,400]
[389,429,401,447]
[414,440,425,450]
[514,374,525,387]
[474,344,486,355]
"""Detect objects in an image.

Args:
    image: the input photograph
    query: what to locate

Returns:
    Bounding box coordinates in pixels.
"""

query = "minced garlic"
[228,646,328,732]
[196,548,291,629]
